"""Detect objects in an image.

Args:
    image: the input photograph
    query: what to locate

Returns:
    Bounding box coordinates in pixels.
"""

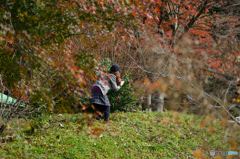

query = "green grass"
[0,111,239,159]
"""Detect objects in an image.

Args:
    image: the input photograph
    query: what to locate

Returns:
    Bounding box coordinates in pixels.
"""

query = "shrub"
[107,71,140,112]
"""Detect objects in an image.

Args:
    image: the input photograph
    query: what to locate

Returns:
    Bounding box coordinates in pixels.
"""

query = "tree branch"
[199,67,236,80]
[175,0,209,45]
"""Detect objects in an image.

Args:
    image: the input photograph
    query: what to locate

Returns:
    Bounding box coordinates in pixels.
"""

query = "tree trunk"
[145,72,165,113]
[155,92,164,113]
[147,94,151,112]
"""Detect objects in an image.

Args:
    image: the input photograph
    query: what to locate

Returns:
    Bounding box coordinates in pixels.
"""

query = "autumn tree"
[0,0,140,134]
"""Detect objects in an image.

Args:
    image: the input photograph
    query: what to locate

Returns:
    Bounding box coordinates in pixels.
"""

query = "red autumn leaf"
[132,12,137,17]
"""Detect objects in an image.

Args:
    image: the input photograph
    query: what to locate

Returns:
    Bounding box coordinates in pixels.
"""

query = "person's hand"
[115,71,120,78]
[120,80,125,86]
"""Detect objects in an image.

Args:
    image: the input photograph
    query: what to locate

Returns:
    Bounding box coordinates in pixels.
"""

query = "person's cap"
[110,65,121,72]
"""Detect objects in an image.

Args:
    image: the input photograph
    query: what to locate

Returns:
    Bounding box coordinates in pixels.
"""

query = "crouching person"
[91,65,124,123]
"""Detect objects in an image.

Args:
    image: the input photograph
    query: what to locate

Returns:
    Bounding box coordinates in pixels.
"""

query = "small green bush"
[108,72,139,112]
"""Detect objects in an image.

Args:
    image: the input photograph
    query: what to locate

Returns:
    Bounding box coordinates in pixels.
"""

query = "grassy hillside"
[0,111,239,159]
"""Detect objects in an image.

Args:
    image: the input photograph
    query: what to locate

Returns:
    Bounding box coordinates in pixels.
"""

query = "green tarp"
[0,93,25,107]
[0,93,16,104]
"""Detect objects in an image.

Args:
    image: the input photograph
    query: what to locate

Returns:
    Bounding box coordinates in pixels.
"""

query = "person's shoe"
[103,121,110,124]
